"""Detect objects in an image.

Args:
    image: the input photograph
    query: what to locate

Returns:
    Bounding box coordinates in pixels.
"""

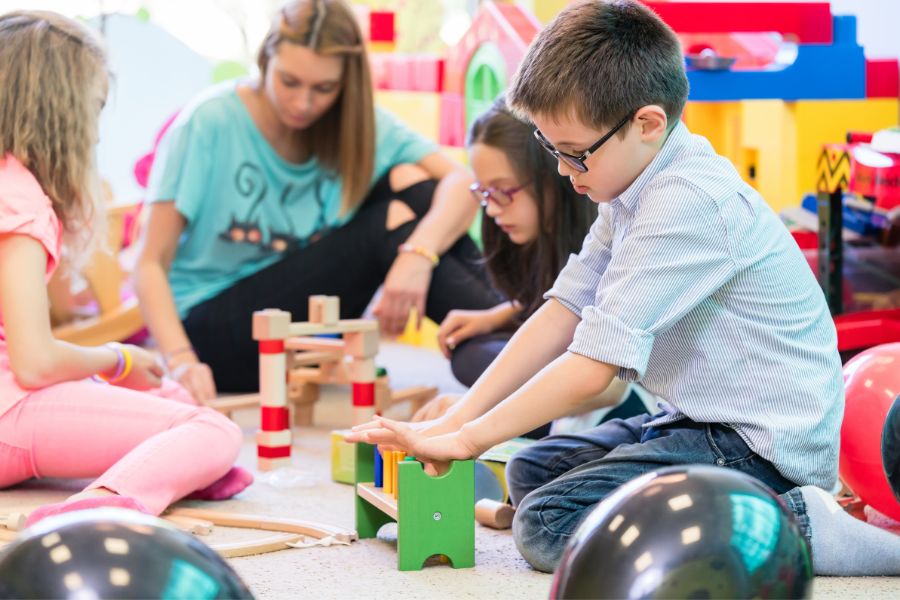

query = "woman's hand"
[373,252,433,337]
[437,309,502,358]
[411,393,461,422]
[167,358,217,404]
[115,345,164,390]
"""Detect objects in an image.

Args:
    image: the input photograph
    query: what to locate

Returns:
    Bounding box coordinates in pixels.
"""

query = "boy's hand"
[116,345,164,390]
[411,393,461,422]
[437,309,499,358]
[348,417,478,475]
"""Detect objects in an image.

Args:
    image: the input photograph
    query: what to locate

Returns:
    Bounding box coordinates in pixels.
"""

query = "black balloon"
[551,465,812,599]
[0,508,254,599]
[883,395,900,503]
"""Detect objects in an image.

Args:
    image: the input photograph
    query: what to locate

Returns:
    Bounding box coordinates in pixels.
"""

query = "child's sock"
[185,466,254,501]
[24,495,150,528]
[801,485,900,575]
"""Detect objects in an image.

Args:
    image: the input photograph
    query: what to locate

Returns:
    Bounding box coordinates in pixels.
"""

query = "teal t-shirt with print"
[147,82,438,318]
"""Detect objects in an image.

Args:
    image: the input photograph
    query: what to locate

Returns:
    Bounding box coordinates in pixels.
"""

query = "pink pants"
[0,379,243,514]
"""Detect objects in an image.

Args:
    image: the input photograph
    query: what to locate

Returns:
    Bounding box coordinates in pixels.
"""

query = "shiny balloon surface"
[0,508,254,599]
[550,466,812,600]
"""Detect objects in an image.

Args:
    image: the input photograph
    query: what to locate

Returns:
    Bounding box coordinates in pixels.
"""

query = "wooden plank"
[286,337,345,352]
[163,515,214,535]
[357,482,398,520]
[211,533,305,558]
[165,507,357,542]
[288,319,377,337]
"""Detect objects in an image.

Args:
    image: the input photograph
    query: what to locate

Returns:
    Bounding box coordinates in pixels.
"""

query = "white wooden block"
[321,297,339,325]
[346,358,376,382]
[259,353,287,407]
[252,309,292,340]
[256,430,292,446]
[258,456,291,471]
[352,405,376,427]
[343,330,379,358]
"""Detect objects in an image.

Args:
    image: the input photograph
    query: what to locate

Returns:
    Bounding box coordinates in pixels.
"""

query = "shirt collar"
[613,120,690,214]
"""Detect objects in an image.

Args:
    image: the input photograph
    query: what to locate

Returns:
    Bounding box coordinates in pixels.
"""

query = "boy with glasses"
[348,0,900,575]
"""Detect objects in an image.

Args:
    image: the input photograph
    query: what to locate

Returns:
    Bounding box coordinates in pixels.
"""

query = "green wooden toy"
[355,443,475,571]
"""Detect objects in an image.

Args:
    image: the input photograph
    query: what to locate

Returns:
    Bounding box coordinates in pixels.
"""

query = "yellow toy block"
[395,310,440,351]
[331,429,356,485]
[375,90,441,142]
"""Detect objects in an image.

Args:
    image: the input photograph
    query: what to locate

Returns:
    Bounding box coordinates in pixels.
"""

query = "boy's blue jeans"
[507,411,810,573]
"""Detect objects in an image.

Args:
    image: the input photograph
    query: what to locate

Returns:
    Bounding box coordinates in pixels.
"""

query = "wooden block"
[321,297,339,325]
[0,512,26,531]
[352,405,376,427]
[286,337,345,352]
[288,319,376,337]
[374,377,391,412]
[288,350,342,368]
[256,430,292,446]
[343,330,379,358]
[308,295,327,324]
[252,309,292,340]
[208,394,259,415]
[331,430,356,484]
[475,499,515,530]
[258,456,291,471]
[347,358,376,382]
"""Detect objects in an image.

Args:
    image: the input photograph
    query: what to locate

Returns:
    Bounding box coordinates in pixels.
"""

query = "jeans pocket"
[704,423,755,467]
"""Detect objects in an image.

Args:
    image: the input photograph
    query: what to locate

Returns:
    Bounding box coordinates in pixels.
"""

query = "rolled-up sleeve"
[545,206,613,316]
[567,178,737,379]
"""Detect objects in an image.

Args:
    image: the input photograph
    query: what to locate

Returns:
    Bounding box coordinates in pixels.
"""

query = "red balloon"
[840,343,900,521]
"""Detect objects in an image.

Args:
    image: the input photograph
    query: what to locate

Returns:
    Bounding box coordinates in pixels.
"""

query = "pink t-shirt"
[0,154,62,414]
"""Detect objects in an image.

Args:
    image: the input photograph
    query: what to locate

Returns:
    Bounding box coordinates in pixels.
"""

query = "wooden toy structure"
[252,296,437,471]
[355,442,474,571]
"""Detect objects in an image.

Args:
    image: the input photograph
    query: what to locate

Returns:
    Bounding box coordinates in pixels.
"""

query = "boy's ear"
[634,105,668,142]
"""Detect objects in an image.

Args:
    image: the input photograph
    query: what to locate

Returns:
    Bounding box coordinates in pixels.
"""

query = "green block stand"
[354,442,475,571]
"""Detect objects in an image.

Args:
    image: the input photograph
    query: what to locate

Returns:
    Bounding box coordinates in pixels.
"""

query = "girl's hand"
[411,393,461,422]
[115,345,164,390]
[373,252,433,337]
[437,309,499,358]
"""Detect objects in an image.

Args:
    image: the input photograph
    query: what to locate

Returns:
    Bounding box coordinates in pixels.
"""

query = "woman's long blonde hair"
[0,11,107,258]
[258,0,375,214]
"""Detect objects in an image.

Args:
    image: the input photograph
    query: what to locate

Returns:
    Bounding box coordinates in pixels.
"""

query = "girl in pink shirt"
[0,10,251,527]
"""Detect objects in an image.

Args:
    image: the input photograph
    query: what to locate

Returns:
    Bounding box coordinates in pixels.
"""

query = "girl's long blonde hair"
[258,0,375,214]
[0,11,107,258]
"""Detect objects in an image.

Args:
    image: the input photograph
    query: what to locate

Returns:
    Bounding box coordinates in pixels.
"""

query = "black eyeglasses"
[469,182,528,208]
[533,112,633,173]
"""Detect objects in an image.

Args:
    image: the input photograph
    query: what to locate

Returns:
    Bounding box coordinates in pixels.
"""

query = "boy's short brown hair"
[508,0,688,132]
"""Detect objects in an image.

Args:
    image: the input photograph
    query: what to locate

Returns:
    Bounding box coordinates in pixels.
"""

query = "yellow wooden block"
[395,311,440,351]
[330,429,355,485]
[375,90,441,142]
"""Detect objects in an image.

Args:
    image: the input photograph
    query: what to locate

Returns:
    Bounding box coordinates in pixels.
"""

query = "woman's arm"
[133,202,216,401]
[0,234,129,387]
[374,152,478,336]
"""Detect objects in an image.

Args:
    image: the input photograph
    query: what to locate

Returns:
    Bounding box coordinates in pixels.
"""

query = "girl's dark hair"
[467,95,595,321]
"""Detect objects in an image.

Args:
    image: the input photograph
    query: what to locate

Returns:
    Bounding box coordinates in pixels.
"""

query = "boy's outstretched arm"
[442,298,584,426]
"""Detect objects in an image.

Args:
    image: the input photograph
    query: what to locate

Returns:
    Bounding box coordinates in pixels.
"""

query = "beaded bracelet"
[398,243,439,267]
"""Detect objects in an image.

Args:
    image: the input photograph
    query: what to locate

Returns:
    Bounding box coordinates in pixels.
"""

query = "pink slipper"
[185,466,254,501]
[25,495,151,528]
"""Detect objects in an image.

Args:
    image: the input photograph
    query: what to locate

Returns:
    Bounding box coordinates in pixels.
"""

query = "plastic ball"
[882,395,900,503]
[840,342,900,520]
[550,466,812,599]
[0,508,254,599]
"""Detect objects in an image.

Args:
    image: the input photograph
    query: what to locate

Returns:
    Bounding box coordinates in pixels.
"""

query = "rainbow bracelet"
[96,343,133,384]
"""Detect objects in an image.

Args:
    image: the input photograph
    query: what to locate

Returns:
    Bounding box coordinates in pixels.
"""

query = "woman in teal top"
[135,0,499,401]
